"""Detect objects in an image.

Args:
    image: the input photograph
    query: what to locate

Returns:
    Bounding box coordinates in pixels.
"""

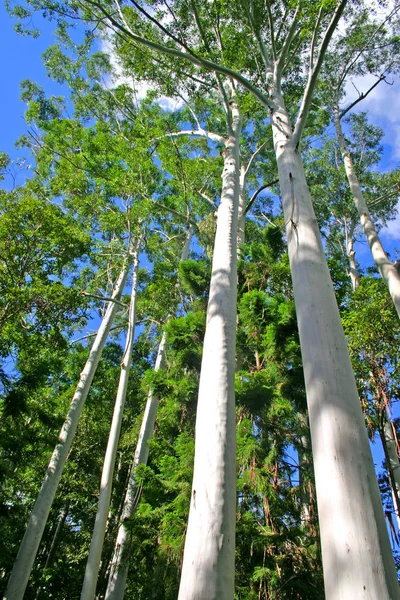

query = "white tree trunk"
[297,413,312,525]
[237,164,246,254]
[80,242,140,600]
[105,226,192,600]
[345,230,360,291]
[4,258,131,600]
[271,90,399,599]
[334,107,400,318]
[104,332,167,600]
[177,102,241,600]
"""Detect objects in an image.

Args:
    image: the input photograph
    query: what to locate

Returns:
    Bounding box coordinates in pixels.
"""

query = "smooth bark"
[105,227,192,600]
[237,164,246,254]
[271,87,399,599]
[177,101,241,600]
[345,225,360,291]
[4,258,131,600]
[334,106,400,318]
[297,413,313,525]
[80,242,140,600]
[43,503,69,570]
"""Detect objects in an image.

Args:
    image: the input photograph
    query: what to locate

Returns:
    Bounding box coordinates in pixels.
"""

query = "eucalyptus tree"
[306,114,399,292]
[4,69,168,599]
[104,225,193,600]
[4,242,134,600]
[7,0,400,596]
[319,5,400,315]
[80,232,142,600]
[57,2,399,596]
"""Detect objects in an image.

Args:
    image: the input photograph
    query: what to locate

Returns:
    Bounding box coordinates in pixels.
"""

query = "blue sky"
[0,4,66,180]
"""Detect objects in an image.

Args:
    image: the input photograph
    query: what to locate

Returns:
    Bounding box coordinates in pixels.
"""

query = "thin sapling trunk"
[80,240,141,600]
[4,254,132,600]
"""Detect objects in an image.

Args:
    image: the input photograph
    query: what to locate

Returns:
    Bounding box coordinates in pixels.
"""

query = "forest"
[1,0,400,598]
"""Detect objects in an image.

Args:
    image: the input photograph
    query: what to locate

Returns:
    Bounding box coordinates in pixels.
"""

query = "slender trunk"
[4,258,131,600]
[105,226,192,600]
[334,105,400,317]
[34,502,70,600]
[237,164,246,254]
[270,89,399,599]
[80,242,140,600]
[380,415,400,532]
[345,226,360,291]
[297,413,312,525]
[43,502,69,570]
[177,102,241,600]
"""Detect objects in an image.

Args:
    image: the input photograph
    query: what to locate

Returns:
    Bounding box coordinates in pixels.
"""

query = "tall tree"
[4,0,400,596]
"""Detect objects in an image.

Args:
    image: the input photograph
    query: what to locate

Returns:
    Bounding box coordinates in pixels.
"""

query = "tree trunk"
[80,241,140,600]
[345,225,360,291]
[43,502,69,571]
[105,226,192,600]
[380,415,400,532]
[297,413,313,525]
[237,164,246,254]
[4,257,131,600]
[334,105,400,318]
[177,101,241,600]
[34,502,70,600]
[270,88,399,599]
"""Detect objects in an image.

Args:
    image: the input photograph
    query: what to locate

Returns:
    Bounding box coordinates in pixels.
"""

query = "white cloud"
[100,38,184,111]
[344,74,400,162]
[381,200,400,240]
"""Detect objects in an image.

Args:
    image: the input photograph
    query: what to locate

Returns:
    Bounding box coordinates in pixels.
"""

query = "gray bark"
[4,258,131,600]
[80,242,140,600]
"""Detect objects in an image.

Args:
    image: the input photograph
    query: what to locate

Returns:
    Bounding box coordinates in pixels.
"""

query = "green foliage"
[178,259,210,297]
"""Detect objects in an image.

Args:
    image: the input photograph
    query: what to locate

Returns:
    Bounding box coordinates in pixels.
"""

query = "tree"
[4,0,400,596]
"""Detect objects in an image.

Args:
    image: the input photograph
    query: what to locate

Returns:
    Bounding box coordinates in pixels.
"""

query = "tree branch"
[337,5,400,90]
[243,0,273,75]
[244,141,268,177]
[292,0,348,148]
[81,291,128,308]
[161,128,225,145]
[339,73,388,120]
[277,4,301,74]
[189,0,231,117]
[245,178,279,214]
[84,0,273,109]
[127,0,195,55]
[152,200,198,226]
[175,91,202,128]
[310,6,324,72]
[265,0,277,62]
[70,325,125,345]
